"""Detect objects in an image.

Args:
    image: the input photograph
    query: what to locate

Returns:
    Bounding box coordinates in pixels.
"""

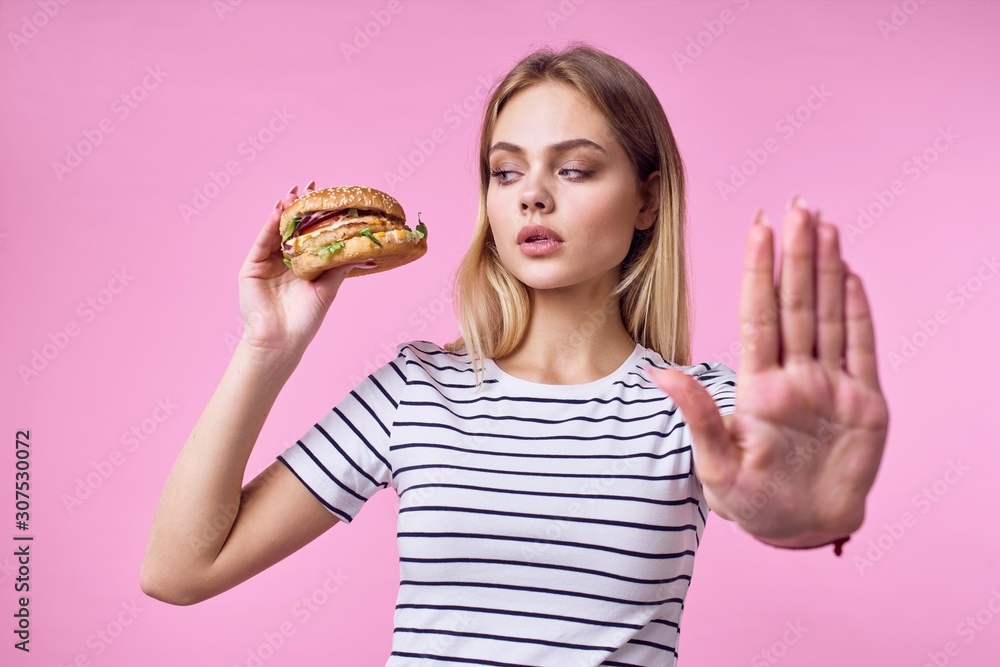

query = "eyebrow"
[488,138,607,158]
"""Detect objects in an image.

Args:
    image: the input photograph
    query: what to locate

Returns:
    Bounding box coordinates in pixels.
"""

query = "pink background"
[2,0,998,665]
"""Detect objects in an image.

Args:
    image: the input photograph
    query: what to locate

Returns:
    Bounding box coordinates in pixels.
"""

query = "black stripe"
[394,627,615,652]
[392,462,690,482]
[394,603,643,630]
[404,357,476,375]
[348,392,394,473]
[295,440,367,503]
[398,505,696,533]
[276,456,352,523]
[315,419,384,490]
[398,482,699,508]
[406,380,669,405]
[399,401,680,426]
[390,441,691,461]
[389,651,531,667]
[399,556,691,586]
[397,531,694,560]
[603,661,645,667]
[350,390,390,437]
[369,373,399,409]
[386,419,688,443]
[627,637,677,654]
[399,579,684,606]
[651,618,679,628]
[407,342,470,359]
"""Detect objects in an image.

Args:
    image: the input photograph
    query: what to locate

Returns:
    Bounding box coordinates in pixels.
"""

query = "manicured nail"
[753,207,770,227]
[274,199,281,209]
[288,185,298,195]
[306,180,316,190]
[786,195,807,211]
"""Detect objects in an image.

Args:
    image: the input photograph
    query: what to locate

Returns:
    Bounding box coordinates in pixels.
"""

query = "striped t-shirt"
[278,339,737,667]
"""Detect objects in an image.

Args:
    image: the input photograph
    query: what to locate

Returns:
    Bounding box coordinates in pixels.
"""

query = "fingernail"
[288,185,298,195]
[306,180,316,189]
[753,207,770,227]
[786,195,807,211]
[274,199,281,209]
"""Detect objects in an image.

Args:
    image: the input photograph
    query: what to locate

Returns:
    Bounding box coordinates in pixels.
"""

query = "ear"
[636,170,661,231]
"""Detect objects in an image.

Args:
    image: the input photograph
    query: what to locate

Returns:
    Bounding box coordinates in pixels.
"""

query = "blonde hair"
[444,42,692,389]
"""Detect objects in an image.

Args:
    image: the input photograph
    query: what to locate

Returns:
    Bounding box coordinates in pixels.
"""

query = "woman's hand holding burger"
[237,181,376,364]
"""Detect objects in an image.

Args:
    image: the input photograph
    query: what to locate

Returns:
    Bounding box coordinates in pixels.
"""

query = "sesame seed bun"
[280,185,427,281]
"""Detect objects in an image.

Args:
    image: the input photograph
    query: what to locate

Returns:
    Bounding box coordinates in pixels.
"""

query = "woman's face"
[486,80,657,293]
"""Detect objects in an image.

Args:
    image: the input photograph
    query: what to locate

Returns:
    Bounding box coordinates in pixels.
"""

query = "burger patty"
[285,217,411,254]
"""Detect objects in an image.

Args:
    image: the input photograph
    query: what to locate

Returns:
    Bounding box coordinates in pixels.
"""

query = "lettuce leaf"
[359,228,383,247]
[282,216,302,243]
[308,241,346,258]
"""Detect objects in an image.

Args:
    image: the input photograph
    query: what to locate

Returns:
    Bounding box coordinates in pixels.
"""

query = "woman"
[141,43,889,666]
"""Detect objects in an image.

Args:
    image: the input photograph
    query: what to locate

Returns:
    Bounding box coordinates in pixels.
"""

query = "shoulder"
[394,339,476,380]
[638,346,737,413]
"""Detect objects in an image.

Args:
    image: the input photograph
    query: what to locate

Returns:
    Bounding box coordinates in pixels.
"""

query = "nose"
[519,181,553,212]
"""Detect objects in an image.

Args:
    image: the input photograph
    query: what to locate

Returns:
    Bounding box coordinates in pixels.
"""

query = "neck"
[495,274,637,385]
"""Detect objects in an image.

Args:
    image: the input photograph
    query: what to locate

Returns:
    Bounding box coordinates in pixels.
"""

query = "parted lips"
[279,185,427,281]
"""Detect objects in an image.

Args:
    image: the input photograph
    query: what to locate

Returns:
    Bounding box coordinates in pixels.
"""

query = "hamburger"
[280,185,427,280]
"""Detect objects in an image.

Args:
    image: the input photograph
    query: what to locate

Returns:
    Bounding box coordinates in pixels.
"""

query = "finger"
[816,218,846,370]
[281,184,300,208]
[739,208,779,373]
[843,267,882,392]
[648,367,738,488]
[245,199,284,265]
[778,198,816,364]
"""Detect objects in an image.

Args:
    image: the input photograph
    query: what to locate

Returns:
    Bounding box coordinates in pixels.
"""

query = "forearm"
[141,342,300,592]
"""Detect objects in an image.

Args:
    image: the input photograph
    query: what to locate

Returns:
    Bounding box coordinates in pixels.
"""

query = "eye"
[489,168,517,187]
[560,168,592,179]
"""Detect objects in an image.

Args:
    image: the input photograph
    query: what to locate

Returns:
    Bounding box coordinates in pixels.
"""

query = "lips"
[517,224,564,244]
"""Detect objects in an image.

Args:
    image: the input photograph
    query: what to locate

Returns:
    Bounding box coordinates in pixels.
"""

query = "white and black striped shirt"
[278,340,737,667]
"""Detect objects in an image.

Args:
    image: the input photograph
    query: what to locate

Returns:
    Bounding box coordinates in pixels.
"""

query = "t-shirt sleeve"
[276,343,409,523]
[691,361,737,416]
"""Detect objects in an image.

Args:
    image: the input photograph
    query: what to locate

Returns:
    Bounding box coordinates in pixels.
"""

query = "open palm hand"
[650,197,890,551]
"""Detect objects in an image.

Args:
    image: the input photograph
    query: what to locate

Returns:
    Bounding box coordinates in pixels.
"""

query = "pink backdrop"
[2,0,997,665]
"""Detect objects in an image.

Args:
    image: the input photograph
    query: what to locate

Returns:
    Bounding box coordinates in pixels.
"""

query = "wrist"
[748,529,853,556]
[235,339,303,375]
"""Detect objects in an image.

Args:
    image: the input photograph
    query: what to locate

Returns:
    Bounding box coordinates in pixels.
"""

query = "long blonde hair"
[444,42,692,389]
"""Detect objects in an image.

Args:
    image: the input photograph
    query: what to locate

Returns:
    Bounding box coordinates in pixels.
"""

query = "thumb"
[647,366,738,488]
[311,262,374,305]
